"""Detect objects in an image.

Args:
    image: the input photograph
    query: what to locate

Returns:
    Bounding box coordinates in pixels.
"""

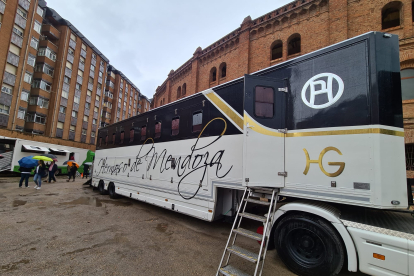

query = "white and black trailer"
[93,32,413,276]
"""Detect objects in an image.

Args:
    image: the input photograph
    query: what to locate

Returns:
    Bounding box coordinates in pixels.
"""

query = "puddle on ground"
[156,223,168,233]
[44,193,59,196]
[59,197,133,208]
[0,259,30,271]
[12,200,27,207]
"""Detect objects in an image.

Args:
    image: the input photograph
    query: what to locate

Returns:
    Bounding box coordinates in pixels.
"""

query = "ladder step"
[219,265,251,276]
[233,228,263,241]
[227,245,260,263]
[239,212,267,222]
[244,198,270,206]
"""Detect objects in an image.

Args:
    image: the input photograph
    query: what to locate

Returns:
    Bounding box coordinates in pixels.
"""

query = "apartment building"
[0,0,146,148]
[102,65,150,127]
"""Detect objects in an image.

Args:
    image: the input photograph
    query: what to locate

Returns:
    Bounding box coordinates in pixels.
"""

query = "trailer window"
[129,129,134,142]
[112,133,115,145]
[120,131,125,144]
[192,111,203,132]
[172,117,179,136]
[155,122,161,139]
[141,126,147,141]
[255,86,274,118]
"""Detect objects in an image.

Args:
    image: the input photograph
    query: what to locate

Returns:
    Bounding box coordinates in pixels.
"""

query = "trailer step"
[233,228,263,241]
[227,245,260,263]
[219,265,250,276]
[244,198,270,206]
[239,212,267,222]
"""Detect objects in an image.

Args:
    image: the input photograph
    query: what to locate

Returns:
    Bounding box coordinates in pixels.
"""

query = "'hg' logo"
[301,73,344,109]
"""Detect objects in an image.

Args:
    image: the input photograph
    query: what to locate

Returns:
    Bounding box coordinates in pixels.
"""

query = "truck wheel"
[108,183,119,199]
[274,213,344,276]
[98,181,108,195]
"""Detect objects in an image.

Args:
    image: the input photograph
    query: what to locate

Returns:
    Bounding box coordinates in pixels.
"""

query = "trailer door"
[243,75,287,187]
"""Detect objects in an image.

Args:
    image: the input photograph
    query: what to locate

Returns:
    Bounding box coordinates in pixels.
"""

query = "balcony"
[18,0,30,11]
[64,68,72,78]
[55,128,63,138]
[76,75,83,84]
[98,76,102,84]
[73,103,79,111]
[11,33,23,48]
[70,117,77,126]
[80,49,86,58]
[42,24,60,40]
[86,95,91,103]
[78,62,84,71]
[15,14,26,29]
[67,53,74,64]
[82,121,88,129]
[7,52,19,67]
[87,82,93,91]
[3,71,16,86]
[58,113,65,122]
[0,1,5,14]
[69,39,76,49]
[39,38,58,53]
[68,131,75,141]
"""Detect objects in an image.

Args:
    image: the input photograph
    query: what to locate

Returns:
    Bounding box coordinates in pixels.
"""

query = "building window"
[401,69,414,100]
[21,91,29,101]
[82,129,87,136]
[88,77,93,84]
[255,86,274,118]
[81,43,86,51]
[36,6,44,17]
[412,1,414,22]
[72,111,78,118]
[13,25,24,37]
[64,76,70,84]
[78,70,83,77]
[155,122,161,139]
[382,2,402,29]
[27,55,36,67]
[140,126,147,141]
[172,117,179,136]
[30,37,39,49]
[38,47,57,61]
[29,97,49,108]
[93,119,97,125]
[59,106,66,114]
[85,102,91,109]
[0,104,10,115]
[96,95,100,101]
[74,96,80,104]
[17,108,25,119]
[94,107,99,113]
[1,84,13,95]
[288,34,301,56]
[87,90,92,96]
[70,125,75,132]
[219,63,227,78]
[271,40,283,60]
[17,8,28,19]
[35,63,54,77]
[61,91,69,99]
[57,122,64,129]
[76,83,81,90]
[24,72,32,84]
[91,131,95,138]
[210,67,217,82]
[90,64,95,72]
[192,111,203,132]
[68,47,75,56]
[32,79,51,92]
[26,113,46,124]
[34,20,41,34]
[92,53,96,60]
[177,86,181,98]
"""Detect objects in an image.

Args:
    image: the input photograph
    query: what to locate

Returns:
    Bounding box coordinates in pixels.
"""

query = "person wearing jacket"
[47,161,58,183]
[67,163,78,182]
[18,166,33,188]
[34,160,45,190]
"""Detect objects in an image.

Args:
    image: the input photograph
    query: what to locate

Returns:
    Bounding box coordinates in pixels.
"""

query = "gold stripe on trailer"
[287,128,404,137]
[244,114,284,137]
[205,93,244,130]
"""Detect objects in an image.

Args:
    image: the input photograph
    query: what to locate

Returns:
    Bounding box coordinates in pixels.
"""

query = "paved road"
[0,176,365,275]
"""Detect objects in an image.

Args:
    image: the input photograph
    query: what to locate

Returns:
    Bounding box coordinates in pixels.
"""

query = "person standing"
[18,166,33,188]
[67,163,78,182]
[82,164,89,179]
[34,160,45,190]
[48,161,58,183]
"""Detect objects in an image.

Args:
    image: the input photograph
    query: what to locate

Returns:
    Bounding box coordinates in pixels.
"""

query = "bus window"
[192,111,202,132]
[155,122,161,139]
[141,126,147,141]
[172,117,179,136]
[129,129,134,142]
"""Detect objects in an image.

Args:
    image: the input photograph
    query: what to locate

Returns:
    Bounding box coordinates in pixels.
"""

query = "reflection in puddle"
[0,259,30,271]
[12,200,27,207]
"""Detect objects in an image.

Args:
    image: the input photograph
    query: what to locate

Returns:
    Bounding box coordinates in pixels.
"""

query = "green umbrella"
[33,156,53,162]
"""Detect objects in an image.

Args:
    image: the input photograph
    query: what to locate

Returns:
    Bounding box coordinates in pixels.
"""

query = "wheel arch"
[272,200,358,272]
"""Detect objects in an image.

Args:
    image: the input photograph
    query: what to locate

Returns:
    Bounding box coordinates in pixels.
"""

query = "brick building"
[0,0,148,150]
[151,0,414,176]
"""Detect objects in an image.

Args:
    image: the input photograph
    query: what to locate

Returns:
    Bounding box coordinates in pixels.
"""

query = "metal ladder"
[217,187,279,276]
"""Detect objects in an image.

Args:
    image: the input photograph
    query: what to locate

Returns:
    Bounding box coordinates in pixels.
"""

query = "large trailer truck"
[92,32,414,276]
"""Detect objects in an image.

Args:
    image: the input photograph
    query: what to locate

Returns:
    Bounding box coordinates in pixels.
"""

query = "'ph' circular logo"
[301,73,344,109]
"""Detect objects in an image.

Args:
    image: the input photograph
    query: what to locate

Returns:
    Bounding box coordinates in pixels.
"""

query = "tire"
[274,213,345,276]
[108,183,119,199]
[98,181,108,195]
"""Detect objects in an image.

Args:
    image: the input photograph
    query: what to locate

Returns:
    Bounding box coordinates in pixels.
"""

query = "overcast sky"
[45,0,292,99]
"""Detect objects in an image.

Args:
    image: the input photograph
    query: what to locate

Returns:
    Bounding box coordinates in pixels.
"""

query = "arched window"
[412,1,414,22]
[177,86,181,98]
[129,129,134,142]
[382,2,402,29]
[271,40,283,60]
[210,67,217,82]
[219,63,227,78]
[401,68,414,100]
[120,131,124,144]
[288,34,301,56]
[182,83,186,95]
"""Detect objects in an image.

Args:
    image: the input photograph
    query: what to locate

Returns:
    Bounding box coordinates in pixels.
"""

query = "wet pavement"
[0,176,365,275]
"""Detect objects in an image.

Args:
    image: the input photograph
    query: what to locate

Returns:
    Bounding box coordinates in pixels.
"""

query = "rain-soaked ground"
[0,176,365,276]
